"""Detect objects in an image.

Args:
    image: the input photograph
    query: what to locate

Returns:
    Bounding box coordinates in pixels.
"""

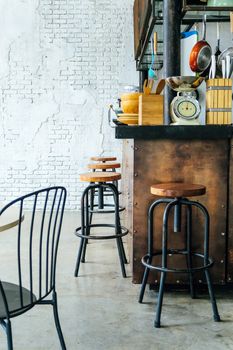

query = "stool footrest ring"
[75,224,128,240]
[142,251,214,273]
[88,204,125,214]
[93,189,122,195]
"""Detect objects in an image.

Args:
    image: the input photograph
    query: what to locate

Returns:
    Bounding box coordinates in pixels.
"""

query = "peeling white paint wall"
[0,0,138,208]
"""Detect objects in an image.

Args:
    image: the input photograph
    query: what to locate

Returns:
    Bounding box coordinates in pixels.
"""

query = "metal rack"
[136,0,233,72]
[135,0,233,124]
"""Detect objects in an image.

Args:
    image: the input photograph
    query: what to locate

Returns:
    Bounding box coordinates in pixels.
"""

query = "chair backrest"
[0,186,67,313]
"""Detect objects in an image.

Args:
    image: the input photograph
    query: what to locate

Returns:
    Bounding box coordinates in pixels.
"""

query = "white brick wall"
[0,0,138,209]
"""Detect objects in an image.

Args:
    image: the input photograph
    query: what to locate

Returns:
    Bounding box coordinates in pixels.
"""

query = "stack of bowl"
[117,92,142,125]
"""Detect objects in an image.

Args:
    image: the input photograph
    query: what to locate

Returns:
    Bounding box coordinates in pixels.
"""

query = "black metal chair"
[0,187,67,350]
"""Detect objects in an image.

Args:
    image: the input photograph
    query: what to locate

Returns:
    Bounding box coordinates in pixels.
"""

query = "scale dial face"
[173,97,201,121]
[177,100,197,119]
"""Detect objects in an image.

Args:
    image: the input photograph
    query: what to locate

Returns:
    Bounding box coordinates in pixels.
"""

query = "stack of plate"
[117,113,138,125]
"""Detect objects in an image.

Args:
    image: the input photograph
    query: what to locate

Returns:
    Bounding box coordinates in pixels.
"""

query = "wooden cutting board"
[138,94,163,125]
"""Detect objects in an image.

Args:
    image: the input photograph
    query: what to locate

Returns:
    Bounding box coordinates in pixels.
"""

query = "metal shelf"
[136,0,163,71]
[136,0,233,72]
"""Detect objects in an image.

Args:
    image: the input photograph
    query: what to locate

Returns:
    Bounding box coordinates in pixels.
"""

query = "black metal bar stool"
[87,161,123,214]
[90,156,117,163]
[139,182,220,328]
[74,171,128,278]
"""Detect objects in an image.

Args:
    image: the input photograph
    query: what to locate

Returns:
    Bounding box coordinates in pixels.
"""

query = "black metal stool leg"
[205,270,220,321]
[116,210,128,264]
[139,263,151,303]
[154,201,173,328]
[89,186,95,226]
[189,199,220,322]
[74,187,89,277]
[109,183,127,277]
[139,200,155,302]
[200,202,220,322]
[139,199,172,304]
[186,205,195,299]
[119,238,127,264]
[74,238,85,277]
[81,188,90,263]
[116,238,126,277]
[155,271,166,328]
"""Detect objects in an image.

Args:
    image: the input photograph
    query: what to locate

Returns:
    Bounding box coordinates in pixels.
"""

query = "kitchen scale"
[165,76,205,125]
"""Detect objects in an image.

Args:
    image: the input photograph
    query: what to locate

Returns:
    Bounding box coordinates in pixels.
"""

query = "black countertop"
[115,125,233,140]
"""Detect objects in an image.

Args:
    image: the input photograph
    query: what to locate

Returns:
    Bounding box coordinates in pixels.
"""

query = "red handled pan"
[189,14,212,72]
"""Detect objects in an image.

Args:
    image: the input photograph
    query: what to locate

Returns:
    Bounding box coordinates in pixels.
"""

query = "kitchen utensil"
[148,34,155,79]
[155,79,165,95]
[121,100,138,114]
[139,78,164,125]
[226,54,231,78]
[165,76,204,125]
[214,22,222,77]
[222,59,226,78]
[165,76,205,92]
[148,32,157,79]
[143,79,153,95]
[120,92,142,114]
[229,57,233,77]
[217,12,233,70]
[215,22,221,58]
[121,92,141,101]
[117,113,138,118]
[209,55,216,79]
[189,14,212,72]
[117,114,138,125]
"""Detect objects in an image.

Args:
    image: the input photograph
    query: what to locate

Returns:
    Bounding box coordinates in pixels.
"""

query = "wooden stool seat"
[88,162,121,170]
[151,182,206,198]
[80,172,121,183]
[90,156,117,162]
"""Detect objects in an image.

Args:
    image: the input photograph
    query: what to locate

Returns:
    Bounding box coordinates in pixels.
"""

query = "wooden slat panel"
[132,139,228,285]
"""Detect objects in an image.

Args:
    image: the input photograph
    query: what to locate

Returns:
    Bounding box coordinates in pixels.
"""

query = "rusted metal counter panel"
[119,134,231,285]
[132,139,228,285]
[227,138,233,283]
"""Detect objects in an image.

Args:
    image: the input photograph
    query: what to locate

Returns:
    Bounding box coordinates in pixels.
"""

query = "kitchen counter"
[118,124,233,285]
[115,125,233,140]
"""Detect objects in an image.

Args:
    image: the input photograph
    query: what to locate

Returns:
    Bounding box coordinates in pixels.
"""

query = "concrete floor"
[0,211,233,349]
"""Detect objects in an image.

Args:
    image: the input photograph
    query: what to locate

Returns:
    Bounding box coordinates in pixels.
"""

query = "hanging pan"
[189,14,212,72]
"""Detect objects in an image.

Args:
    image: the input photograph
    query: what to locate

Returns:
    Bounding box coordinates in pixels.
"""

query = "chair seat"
[90,156,117,162]
[0,282,37,318]
[150,182,206,198]
[87,162,121,170]
[80,172,121,182]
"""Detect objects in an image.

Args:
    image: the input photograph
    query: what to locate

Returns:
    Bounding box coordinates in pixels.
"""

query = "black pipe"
[163,0,182,125]
[139,70,148,92]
